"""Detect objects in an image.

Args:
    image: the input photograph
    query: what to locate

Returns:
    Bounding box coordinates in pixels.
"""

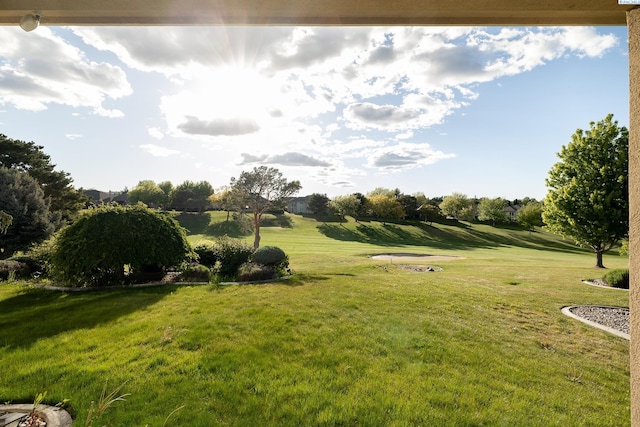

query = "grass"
[0,213,630,426]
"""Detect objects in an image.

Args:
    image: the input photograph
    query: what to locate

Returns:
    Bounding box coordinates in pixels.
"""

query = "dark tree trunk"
[253,211,261,249]
[595,250,605,268]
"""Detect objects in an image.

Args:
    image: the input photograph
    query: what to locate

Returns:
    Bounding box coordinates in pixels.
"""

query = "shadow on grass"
[174,212,211,235]
[0,286,171,349]
[207,220,251,238]
[299,213,344,223]
[260,214,294,228]
[318,221,587,254]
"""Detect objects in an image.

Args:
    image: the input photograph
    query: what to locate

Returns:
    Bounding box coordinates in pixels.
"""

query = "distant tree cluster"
[310,187,542,229]
[128,179,214,212]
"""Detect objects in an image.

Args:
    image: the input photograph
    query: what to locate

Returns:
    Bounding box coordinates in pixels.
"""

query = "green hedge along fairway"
[0,213,629,426]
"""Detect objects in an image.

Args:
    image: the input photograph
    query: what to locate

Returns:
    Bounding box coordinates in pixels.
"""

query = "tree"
[519,197,538,206]
[477,197,508,225]
[352,193,368,218]
[417,200,444,224]
[50,204,194,286]
[543,114,628,268]
[128,180,165,207]
[397,194,420,220]
[0,134,87,225]
[230,166,301,249]
[365,194,405,224]
[328,194,362,221]
[0,211,12,235]
[158,181,175,208]
[517,201,544,231]
[209,186,239,221]
[367,187,397,197]
[413,192,428,209]
[307,193,330,215]
[172,180,214,212]
[439,193,471,219]
[0,167,55,258]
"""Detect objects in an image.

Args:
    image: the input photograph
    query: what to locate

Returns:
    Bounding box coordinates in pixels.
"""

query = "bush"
[130,264,165,283]
[193,243,217,268]
[50,204,194,287]
[179,264,212,282]
[7,255,44,277]
[252,246,288,268]
[603,268,629,289]
[236,262,276,282]
[0,260,29,280]
[619,240,629,257]
[27,236,57,278]
[212,236,253,278]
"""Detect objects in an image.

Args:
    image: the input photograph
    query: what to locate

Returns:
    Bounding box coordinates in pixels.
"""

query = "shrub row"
[193,239,289,281]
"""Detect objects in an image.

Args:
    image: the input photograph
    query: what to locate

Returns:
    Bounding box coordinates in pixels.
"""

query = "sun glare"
[205,66,272,115]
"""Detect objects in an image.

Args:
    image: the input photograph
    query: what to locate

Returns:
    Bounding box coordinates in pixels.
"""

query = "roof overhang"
[0,0,635,27]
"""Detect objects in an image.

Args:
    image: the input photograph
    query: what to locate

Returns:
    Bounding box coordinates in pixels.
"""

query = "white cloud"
[0,27,131,113]
[65,133,82,140]
[29,25,619,191]
[365,142,456,171]
[140,144,179,157]
[93,106,124,118]
[178,116,260,136]
[239,152,331,167]
[73,25,619,130]
[148,127,164,139]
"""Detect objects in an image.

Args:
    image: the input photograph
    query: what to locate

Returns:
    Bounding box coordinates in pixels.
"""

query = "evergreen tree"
[0,167,55,258]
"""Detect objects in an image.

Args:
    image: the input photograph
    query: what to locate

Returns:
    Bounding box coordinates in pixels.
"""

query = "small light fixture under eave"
[20,13,41,32]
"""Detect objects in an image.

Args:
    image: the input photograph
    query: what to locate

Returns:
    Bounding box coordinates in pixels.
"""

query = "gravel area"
[569,306,629,335]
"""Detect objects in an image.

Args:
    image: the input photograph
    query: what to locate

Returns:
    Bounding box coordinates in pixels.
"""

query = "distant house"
[504,204,521,221]
[111,192,129,205]
[287,196,311,214]
[83,189,128,205]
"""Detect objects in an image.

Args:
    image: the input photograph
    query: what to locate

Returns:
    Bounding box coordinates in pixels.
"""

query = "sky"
[0,25,630,200]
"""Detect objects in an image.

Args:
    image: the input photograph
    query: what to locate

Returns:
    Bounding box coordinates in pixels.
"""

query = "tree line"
[0,113,629,267]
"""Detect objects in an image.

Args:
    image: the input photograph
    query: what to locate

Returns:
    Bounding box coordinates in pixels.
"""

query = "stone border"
[0,404,72,427]
[561,306,630,340]
[582,280,629,291]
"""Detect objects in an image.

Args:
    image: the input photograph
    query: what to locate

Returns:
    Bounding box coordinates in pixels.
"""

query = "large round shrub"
[252,246,288,268]
[50,204,194,287]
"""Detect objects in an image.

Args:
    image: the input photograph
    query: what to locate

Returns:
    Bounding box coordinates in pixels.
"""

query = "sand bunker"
[371,253,463,261]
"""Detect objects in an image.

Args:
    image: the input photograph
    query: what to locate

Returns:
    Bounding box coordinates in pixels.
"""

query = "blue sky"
[0,25,629,200]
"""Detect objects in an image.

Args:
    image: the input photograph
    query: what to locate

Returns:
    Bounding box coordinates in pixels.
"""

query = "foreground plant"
[84,381,130,427]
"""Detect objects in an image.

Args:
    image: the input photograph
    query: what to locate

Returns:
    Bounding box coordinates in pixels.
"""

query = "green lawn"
[0,213,630,426]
